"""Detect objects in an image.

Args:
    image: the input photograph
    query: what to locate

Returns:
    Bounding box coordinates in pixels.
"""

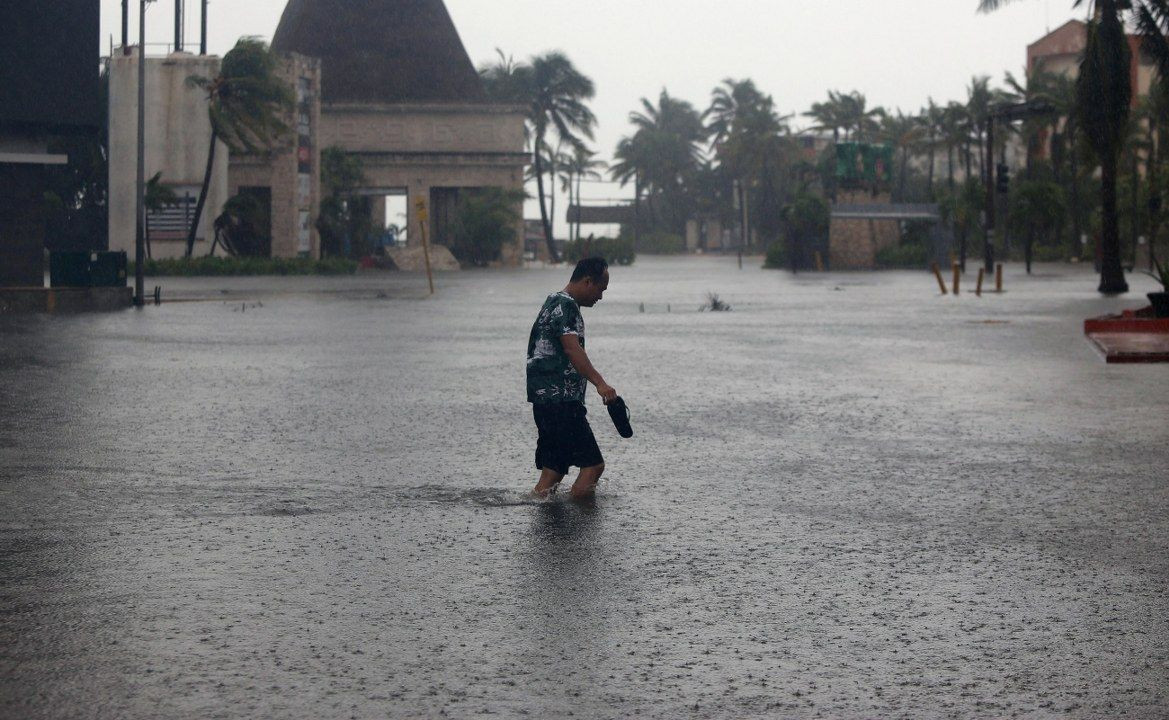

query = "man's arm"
[560,334,617,403]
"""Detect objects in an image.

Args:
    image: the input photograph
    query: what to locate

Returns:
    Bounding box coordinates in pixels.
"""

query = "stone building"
[227,53,322,258]
[270,0,529,264]
[107,50,229,259]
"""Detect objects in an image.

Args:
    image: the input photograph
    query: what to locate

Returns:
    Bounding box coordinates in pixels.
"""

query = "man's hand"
[596,382,617,405]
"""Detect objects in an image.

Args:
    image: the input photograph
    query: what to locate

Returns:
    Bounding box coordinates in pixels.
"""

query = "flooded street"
[2,256,1167,718]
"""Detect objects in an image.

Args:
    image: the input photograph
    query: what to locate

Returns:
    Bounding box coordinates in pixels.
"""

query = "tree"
[708,80,791,248]
[316,147,366,258]
[560,147,606,242]
[626,89,708,234]
[522,52,597,262]
[979,0,1130,293]
[143,171,178,259]
[449,187,526,266]
[880,110,925,202]
[1010,179,1067,272]
[186,37,293,257]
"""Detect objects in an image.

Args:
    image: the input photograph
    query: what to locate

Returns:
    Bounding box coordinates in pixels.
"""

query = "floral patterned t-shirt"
[526,291,586,404]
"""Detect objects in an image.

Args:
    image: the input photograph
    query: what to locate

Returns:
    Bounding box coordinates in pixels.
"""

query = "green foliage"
[1009,179,1067,241]
[316,147,368,259]
[1148,256,1169,290]
[875,243,931,269]
[782,193,829,243]
[214,192,271,257]
[763,241,787,269]
[449,187,525,267]
[634,231,686,254]
[562,236,635,266]
[133,256,357,276]
[189,37,294,154]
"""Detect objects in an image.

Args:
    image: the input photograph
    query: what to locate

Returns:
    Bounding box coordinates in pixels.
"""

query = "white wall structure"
[108,49,228,260]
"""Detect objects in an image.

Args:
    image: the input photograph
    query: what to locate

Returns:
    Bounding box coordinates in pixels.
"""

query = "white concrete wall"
[108,50,229,259]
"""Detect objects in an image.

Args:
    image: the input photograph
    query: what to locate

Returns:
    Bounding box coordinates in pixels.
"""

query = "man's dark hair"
[571,257,608,283]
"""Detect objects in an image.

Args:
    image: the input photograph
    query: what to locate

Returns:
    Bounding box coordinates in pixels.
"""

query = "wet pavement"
[2,256,1167,719]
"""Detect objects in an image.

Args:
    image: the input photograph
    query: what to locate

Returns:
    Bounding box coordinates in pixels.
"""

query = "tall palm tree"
[185,37,293,257]
[708,80,787,246]
[560,147,605,242]
[621,89,708,234]
[527,52,596,262]
[921,98,945,196]
[880,110,926,202]
[805,92,845,143]
[979,0,1131,292]
[835,91,885,142]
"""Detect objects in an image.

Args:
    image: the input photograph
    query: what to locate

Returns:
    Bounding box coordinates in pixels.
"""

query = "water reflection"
[515,495,615,679]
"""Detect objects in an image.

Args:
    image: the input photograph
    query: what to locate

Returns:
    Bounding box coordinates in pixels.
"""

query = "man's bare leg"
[532,467,566,498]
[570,463,605,500]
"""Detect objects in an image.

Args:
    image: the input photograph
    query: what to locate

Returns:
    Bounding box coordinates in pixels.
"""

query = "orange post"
[952,261,961,295]
[931,262,948,295]
[976,268,984,297]
[995,263,1003,293]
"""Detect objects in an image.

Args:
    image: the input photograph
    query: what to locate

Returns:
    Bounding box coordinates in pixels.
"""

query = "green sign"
[835,142,893,186]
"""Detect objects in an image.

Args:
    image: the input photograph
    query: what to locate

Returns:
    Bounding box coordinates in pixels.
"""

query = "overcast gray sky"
[101,0,1084,231]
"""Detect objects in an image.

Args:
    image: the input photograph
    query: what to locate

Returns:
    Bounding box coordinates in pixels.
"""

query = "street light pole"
[134,0,148,307]
[984,117,995,274]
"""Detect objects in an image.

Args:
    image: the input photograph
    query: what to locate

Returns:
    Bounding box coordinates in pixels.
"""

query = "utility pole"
[200,0,207,55]
[984,99,1056,274]
[984,118,995,273]
[122,0,130,55]
[134,0,148,307]
[174,0,183,52]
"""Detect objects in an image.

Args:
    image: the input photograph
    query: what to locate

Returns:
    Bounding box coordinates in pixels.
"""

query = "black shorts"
[532,401,604,475]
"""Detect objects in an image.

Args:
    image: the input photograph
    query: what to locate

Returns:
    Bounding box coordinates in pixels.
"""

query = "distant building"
[108,51,232,260]
[1,0,101,287]
[106,0,527,263]
[1027,19,1157,103]
[270,0,528,264]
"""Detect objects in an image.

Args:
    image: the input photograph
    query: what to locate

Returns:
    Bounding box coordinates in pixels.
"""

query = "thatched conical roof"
[271,0,487,104]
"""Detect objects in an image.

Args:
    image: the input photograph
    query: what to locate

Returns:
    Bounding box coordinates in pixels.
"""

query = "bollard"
[995,263,1003,293]
[814,251,825,272]
[931,263,948,295]
[976,268,984,297]
[153,286,161,306]
[639,302,645,313]
[952,261,961,295]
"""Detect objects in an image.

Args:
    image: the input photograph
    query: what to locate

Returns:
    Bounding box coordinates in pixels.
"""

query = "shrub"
[875,243,930,269]
[562,236,635,266]
[133,256,358,276]
[635,231,686,255]
[763,242,787,269]
[448,187,525,267]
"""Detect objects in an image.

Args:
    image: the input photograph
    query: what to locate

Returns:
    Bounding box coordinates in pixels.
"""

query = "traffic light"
[996,163,1010,194]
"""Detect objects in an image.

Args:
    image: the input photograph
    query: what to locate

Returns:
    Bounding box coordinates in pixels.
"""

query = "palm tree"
[880,110,925,202]
[185,37,293,257]
[560,147,605,242]
[526,52,596,262]
[835,91,885,142]
[707,80,788,247]
[618,89,708,235]
[979,0,1131,293]
[805,92,846,143]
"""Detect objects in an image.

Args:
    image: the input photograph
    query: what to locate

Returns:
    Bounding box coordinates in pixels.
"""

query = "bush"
[448,187,524,267]
[562,236,635,266]
[635,231,686,255]
[875,243,930,269]
[763,242,787,269]
[133,256,358,276]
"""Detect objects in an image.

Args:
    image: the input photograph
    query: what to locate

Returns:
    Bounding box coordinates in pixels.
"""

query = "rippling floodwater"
[2,256,1167,719]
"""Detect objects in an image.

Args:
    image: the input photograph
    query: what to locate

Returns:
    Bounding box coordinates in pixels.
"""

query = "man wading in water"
[527,257,616,499]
